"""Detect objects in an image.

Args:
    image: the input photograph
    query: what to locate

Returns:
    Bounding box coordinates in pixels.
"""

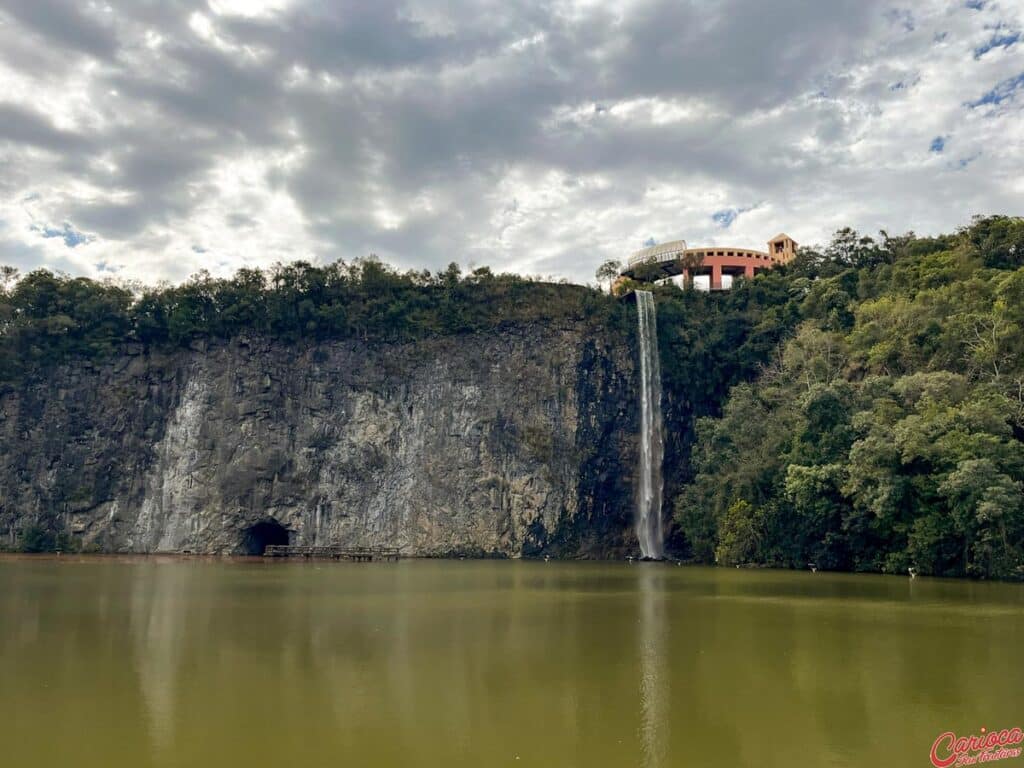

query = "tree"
[595,259,622,292]
[825,228,892,269]
[939,459,1023,578]
[0,259,630,388]
[0,265,18,291]
[677,249,703,285]
[961,215,1024,269]
[715,500,760,565]
[675,225,1024,580]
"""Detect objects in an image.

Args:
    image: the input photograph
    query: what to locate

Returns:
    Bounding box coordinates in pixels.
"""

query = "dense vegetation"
[626,262,805,516]
[2,216,1022,578]
[0,259,628,388]
[670,216,1024,580]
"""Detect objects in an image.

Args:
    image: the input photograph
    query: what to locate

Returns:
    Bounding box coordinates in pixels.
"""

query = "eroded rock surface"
[0,325,637,557]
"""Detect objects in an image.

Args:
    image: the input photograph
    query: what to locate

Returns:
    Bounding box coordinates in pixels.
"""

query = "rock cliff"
[0,324,637,557]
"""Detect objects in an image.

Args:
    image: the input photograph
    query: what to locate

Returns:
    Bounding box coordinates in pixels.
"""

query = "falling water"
[635,290,665,560]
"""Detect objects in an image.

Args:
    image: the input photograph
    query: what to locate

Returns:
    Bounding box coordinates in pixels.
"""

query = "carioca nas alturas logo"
[930,726,1023,767]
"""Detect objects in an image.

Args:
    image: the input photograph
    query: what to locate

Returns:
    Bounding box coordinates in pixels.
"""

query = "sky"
[0,0,1022,286]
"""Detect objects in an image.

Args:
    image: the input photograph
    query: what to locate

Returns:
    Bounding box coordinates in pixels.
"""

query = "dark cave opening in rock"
[243,520,290,555]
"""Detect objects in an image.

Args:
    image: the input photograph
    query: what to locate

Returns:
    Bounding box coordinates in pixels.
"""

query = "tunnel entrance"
[242,519,290,555]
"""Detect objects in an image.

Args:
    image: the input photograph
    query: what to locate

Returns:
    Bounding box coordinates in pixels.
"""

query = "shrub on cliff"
[18,525,55,553]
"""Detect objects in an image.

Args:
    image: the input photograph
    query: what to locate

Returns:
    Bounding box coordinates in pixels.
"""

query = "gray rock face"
[0,325,638,557]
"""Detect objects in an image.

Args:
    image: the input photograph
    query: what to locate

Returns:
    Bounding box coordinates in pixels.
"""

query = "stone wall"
[0,324,638,557]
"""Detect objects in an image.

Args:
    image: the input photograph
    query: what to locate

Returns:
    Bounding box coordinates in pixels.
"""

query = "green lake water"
[1,556,1021,767]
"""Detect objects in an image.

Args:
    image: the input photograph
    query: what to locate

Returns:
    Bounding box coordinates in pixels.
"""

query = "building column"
[744,264,754,280]
[711,263,723,290]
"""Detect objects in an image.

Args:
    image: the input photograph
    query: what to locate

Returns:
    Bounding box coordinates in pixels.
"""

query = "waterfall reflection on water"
[3,558,1023,767]
[638,564,669,767]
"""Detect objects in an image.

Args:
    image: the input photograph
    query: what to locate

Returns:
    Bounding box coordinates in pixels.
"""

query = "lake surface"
[1,557,1021,767]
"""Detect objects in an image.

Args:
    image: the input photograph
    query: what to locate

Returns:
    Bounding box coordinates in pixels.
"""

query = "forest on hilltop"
[0,259,627,388]
[660,216,1024,580]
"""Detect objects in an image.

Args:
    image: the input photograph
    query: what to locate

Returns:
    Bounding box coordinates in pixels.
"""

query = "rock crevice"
[0,325,637,557]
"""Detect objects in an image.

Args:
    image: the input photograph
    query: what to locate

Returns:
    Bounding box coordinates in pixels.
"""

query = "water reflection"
[130,561,190,756]
[1,557,1022,768]
[638,565,669,767]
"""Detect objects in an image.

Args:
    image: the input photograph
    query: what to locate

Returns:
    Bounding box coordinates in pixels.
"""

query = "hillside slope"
[675,216,1024,579]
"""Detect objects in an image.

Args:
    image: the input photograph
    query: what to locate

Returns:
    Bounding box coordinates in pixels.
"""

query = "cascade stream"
[634,290,665,559]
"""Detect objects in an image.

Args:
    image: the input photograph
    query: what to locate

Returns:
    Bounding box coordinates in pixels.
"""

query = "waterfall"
[635,290,665,560]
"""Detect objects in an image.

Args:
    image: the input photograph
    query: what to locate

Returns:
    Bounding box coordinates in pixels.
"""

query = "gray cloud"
[0,0,1021,284]
[0,103,92,151]
[0,0,119,60]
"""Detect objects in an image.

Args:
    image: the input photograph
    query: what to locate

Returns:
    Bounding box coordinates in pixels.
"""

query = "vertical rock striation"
[0,324,637,557]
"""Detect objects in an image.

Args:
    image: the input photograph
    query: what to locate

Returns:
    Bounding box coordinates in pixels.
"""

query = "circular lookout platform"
[620,234,797,291]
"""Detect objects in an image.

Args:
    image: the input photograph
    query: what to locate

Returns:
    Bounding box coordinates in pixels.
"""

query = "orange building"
[619,233,797,290]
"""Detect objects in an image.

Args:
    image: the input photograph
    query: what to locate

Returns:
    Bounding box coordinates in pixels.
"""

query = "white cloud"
[208,0,296,19]
[0,0,1020,285]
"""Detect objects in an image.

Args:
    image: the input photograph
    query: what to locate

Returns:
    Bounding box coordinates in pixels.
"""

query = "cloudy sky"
[0,0,1021,285]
